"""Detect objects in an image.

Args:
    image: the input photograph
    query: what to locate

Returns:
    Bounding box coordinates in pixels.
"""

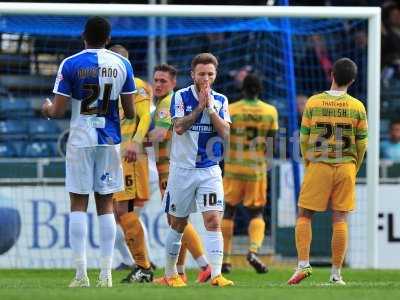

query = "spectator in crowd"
[381,2,400,87]
[296,34,333,96]
[349,28,368,101]
[226,65,254,102]
[381,119,400,161]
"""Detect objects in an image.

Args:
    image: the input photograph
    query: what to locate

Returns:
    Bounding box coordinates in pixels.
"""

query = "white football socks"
[204,230,223,278]
[69,211,88,279]
[196,255,209,269]
[177,264,185,274]
[331,265,341,277]
[115,224,134,266]
[165,227,183,277]
[298,260,311,269]
[98,213,116,279]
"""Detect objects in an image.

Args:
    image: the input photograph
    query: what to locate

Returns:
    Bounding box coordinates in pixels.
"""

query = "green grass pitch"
[0,268,399,300]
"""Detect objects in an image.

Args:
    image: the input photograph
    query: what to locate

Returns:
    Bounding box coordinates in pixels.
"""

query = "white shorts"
[162,165,224,218]
[66,144,124,195]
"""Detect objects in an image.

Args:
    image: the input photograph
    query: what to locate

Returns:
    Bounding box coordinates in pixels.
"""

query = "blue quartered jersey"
[169,85,231,168]
[53,48,136,147]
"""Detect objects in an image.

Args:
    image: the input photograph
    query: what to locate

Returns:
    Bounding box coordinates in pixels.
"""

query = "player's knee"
[113,200,130,218]
[332,211,348,223]
[223,204,236,220]
[70,193,89,212]
[297,207,314,219]
[246,206,264,220]
[170,215,188,233]
[203,214,221,231]
[94,193,114,215]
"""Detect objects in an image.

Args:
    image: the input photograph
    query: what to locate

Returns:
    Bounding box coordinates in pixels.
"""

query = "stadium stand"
[22,141,58,158]
[0,98,34,119]
[0,142,17,158]
[0,120,28,141]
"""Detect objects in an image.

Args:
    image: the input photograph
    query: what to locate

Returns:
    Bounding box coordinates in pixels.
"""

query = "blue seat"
[28,119,61,141]
[22,141,57,157]
[0,98,33,119]
[0,143,17,157]
[10,141,27,157]
[0,120,28,141]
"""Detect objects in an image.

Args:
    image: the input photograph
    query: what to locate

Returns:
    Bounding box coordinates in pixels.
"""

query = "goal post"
[0,3,380,268]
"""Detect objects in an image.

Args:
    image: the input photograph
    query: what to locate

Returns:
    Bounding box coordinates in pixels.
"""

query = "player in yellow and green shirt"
[288,58,368,286]
[109,45,154,283]
[149,64,212,285]
[221,74,278,274]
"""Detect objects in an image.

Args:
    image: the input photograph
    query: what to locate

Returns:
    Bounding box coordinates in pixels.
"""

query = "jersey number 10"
[203,193,217,207]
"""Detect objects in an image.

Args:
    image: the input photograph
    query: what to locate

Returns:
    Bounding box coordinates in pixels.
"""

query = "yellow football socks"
[248,217,265,253]
[295,217,312,262]
[120,211,151,270]
[182,223,204,259]
[221,219,234,263]
[331,221,348,268]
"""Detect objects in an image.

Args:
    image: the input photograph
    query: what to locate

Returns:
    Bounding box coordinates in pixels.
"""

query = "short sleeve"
[219,97,231,123]
[53,59,72,97]
[121,60,136,95]
[155,97,172,129]
[134,80,151,103]
[170,92,184,119]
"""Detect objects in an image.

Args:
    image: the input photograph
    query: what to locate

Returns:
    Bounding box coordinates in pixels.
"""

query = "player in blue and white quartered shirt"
[41,17,136,288]
[157,53,234,288]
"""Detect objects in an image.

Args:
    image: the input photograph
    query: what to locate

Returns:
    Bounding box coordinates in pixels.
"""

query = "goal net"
[0,4,379,269]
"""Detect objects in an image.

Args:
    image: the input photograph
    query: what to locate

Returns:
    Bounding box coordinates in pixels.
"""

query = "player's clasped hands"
[198,81,211,110]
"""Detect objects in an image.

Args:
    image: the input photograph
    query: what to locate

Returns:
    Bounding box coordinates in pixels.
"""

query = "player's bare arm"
[174,104,205,135]
[208,108,230,140]
[125,97,151,162]
[41,94,69,119]
[121,93,135,119]
[123,142,139,163]
[202,83,230,139]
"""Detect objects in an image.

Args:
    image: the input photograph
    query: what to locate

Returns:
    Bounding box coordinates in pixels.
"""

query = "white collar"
[325,90,346,96]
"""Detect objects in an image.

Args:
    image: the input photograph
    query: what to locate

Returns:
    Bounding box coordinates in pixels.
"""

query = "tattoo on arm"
[174,106,203,134]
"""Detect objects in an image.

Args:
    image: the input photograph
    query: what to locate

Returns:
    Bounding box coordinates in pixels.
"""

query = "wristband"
[207,106,217,115]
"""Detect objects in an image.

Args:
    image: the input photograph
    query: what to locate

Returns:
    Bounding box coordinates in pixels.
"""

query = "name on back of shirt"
[78,67,118,79]
[321,108,349,118]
